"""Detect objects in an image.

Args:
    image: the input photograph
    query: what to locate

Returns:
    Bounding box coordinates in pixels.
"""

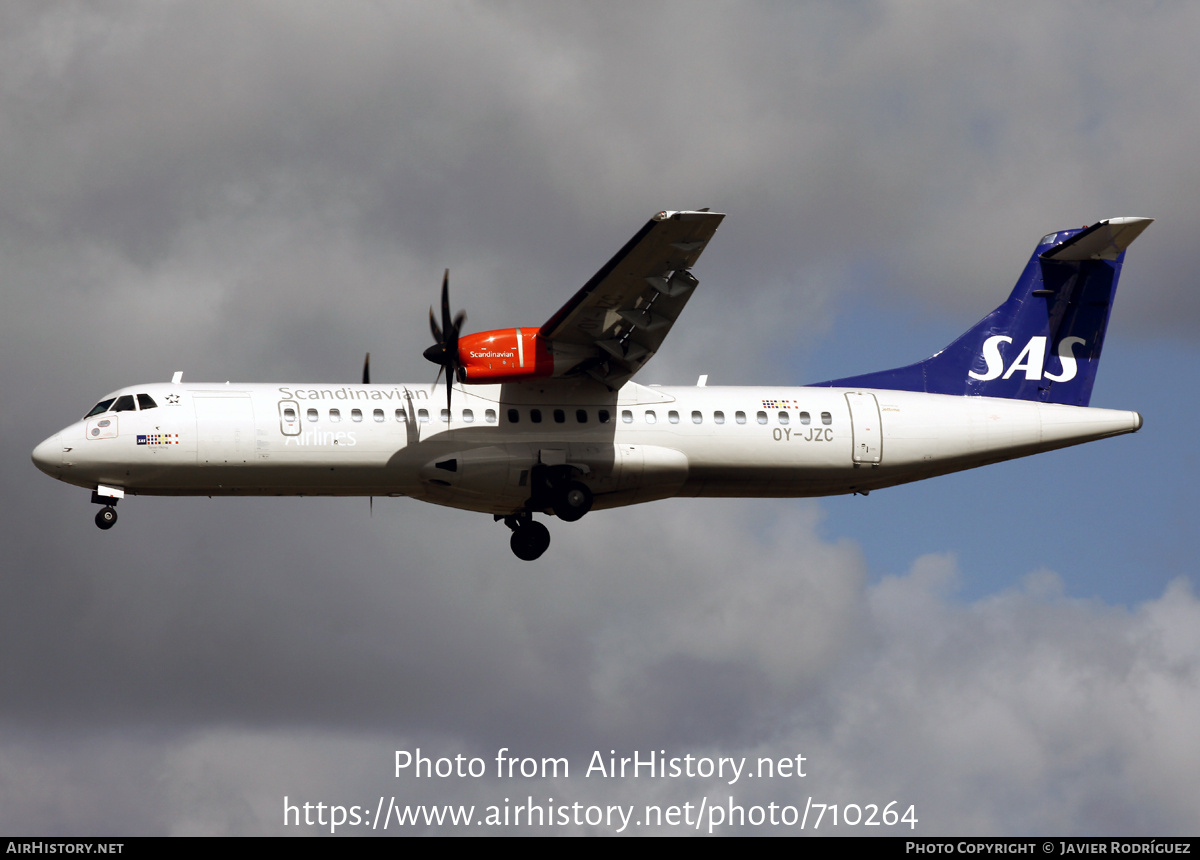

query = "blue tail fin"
[815,217,1152,406]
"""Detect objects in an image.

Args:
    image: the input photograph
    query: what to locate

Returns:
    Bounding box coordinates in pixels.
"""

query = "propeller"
[362,352,370,385]
[423,269,466,417]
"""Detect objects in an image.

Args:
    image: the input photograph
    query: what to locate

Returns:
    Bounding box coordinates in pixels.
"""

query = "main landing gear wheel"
[553,481,593,523]
[509,520,550,561]
[95,506,117,530]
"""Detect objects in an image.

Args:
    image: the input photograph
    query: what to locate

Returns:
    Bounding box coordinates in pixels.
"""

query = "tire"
[510,521,550,560]
[95,506,117,530]
[553,481,593,522]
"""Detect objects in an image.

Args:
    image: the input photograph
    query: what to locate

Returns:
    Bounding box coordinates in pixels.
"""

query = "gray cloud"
[4,545,1197,835]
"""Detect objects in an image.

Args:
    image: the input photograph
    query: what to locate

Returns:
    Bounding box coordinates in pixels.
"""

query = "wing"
[539,209,725,388]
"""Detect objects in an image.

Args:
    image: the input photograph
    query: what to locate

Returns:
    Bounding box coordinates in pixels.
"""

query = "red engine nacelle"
[457,328,555,383]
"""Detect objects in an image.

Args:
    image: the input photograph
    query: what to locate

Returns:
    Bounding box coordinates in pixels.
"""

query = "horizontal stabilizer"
[1041,217,1153,262]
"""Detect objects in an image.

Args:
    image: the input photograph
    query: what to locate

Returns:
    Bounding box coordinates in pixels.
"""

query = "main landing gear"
[530,464,594,523]
[498,466,596,560]
[551,480,593,522]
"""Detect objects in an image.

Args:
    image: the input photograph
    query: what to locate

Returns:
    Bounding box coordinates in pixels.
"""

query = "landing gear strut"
[501,514,551,561]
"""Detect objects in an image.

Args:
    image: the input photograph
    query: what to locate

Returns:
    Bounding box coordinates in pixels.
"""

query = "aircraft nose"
[31,432,62,476]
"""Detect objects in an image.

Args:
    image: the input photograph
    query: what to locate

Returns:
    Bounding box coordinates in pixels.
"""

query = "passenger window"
[735,411,746,424]
[507,409,519,423]
[396,409,407,423]
[530,409,543,424]
[418,409,429,423]
[440,409,450,422]
[778,411,789,425]
[373,409,384,422]
[576,409,588,423]
[351,408,363,422]
[137,394,158,410]
[330,408,341,422]
[645,410,657,424]
[463,409,474,423]
[84,399,116,418]
[757,411,767,425]
[668,410,680,424]
[599,409,611,424]
[714,411,725,424]
[621,410,633,423]
[485,409,497,423]
[692,411,702,424]
[822,411,832,425]
[112,395,136,412]
[308,408,319,422]
[553,409,565,424]
[283,407,297,421]
[799,411,810,425]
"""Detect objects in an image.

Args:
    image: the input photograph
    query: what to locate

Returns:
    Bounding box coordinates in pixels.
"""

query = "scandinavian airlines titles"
[969,336,1085,383]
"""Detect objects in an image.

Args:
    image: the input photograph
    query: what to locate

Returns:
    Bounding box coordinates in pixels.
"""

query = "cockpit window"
[111,395,137,412]
[84,399,115,418]
[137,393,158,410]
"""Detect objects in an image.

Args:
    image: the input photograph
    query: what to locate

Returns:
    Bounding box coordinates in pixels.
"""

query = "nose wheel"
[502,515,551,561]
[91,489,120,530]
[95,506,118,530]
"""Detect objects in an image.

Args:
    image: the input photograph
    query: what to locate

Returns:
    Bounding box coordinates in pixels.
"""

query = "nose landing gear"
[91,489,120,530]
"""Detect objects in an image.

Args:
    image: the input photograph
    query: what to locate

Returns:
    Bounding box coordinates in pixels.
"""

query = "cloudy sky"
[4,1,1199,836]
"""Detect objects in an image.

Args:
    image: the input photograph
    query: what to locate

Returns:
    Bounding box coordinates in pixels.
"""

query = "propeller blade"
[429,307,442,345]
[429,363,453,422]
[440,269,452,342]
[423,268,465,418]
[362,352,371,385]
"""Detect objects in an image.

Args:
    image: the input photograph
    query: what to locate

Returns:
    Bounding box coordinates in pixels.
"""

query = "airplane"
[32,209,1149,560]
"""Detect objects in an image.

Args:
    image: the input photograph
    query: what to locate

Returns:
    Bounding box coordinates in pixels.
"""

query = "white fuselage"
[32,380,1142,516]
